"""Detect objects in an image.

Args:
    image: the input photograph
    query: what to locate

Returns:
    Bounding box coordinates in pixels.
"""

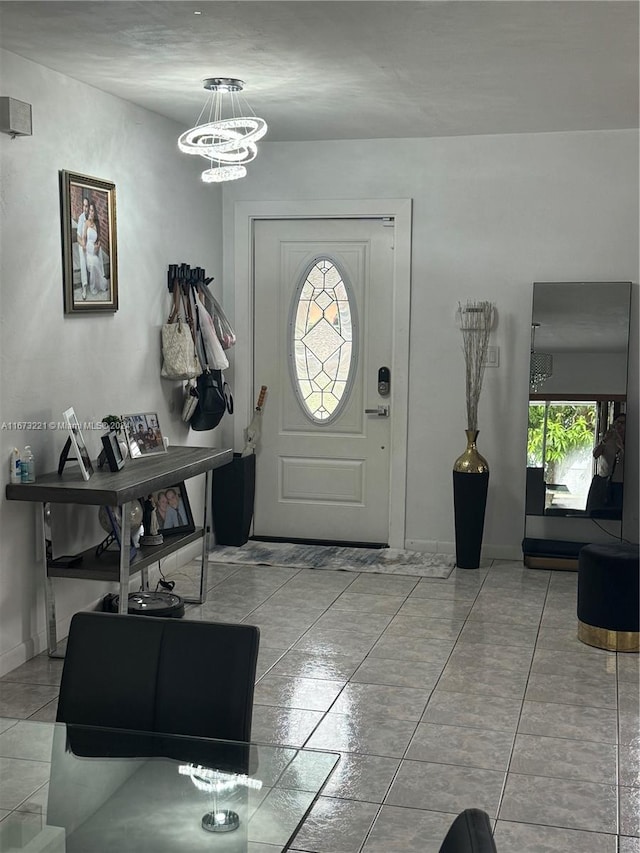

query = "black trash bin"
[212,453,256,546]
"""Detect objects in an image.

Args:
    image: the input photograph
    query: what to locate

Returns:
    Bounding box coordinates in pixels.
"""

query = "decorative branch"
[456,301,495,432]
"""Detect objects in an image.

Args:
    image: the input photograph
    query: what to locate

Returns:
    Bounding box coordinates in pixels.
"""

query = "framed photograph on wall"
[60,170,118,314]
[62,407,95,481]
[143,483,194,536]
[122,412,167,459]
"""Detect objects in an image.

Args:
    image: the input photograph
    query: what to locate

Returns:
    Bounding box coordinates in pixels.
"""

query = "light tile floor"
[0,558,638,852]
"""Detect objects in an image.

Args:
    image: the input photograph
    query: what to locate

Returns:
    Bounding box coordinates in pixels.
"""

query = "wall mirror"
[523,282,631,568]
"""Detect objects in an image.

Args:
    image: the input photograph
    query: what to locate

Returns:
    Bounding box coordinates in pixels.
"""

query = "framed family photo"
[60,170,118,314]
[143,483,194,536]
[122,412,166,459]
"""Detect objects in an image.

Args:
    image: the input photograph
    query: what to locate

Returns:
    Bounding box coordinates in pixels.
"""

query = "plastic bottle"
[10,448,21,484]
[21,445,35,483]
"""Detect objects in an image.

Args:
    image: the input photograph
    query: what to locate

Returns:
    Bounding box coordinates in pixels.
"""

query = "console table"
[6,445,232,656]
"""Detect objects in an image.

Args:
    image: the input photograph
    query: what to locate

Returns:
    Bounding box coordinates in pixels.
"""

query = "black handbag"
[189,288,234,431]
[189,369,233,431]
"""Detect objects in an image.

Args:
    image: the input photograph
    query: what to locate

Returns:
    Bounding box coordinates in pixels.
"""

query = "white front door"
[252,218,395,544]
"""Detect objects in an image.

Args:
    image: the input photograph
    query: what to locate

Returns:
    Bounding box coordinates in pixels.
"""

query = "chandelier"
[178,78,267,183]
[529,323,553,392]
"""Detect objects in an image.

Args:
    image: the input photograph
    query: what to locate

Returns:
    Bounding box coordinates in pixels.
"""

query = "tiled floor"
[0,558,638,852]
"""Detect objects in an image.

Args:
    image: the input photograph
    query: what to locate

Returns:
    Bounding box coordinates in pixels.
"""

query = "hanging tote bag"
[189,295,234,431]
[189,287,229,371]
[194,282,236,350]
[161,286,202,381]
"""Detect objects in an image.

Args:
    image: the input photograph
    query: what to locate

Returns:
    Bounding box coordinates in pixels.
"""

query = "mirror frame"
[523,281,632,570]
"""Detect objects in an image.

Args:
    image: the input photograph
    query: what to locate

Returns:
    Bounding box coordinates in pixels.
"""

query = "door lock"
[378,366,391,396]
[365,405,390,417]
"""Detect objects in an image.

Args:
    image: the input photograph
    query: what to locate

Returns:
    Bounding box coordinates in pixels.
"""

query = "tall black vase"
[453,430,489,570]
[211,453,256,546]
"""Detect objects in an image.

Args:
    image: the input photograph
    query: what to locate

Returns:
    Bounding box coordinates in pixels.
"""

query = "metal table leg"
[42,502,63,658]
[198,470,211,603]
[118,502,131,614]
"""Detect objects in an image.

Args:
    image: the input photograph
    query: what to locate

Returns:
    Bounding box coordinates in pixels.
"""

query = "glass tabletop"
[0,722,339,853]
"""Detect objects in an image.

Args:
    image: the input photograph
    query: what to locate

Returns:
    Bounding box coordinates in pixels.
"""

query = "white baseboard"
[0,545,206,677]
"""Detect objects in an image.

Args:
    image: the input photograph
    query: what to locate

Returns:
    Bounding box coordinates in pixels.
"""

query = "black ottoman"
[577,543,639,652]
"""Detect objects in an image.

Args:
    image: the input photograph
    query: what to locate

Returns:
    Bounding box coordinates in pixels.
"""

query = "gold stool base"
[578,621,639,652]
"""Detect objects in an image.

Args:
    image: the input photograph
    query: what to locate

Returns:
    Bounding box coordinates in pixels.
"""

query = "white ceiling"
[0,1,637,142]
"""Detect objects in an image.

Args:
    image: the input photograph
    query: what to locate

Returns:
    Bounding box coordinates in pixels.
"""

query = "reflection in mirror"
[527,399,624,518]
[524,282,631,568]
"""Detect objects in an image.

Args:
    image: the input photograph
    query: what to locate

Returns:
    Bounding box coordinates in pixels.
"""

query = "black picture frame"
[143,482,195,536]
[100,431,125,472]
[60,170,118,314]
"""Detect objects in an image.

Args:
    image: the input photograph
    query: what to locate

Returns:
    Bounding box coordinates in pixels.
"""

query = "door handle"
[365,405,390,417]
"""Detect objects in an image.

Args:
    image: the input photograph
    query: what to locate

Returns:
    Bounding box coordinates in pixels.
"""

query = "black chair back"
[56,612,260,742]
[439,809,497,853]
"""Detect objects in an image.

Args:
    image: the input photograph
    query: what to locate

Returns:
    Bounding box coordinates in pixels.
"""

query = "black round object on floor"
[577,542,639,651]
[103,591,185,618]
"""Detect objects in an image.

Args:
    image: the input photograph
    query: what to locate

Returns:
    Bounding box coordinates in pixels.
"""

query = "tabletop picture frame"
[143,482,194,536]
[60,170,118,315]
[62,407,94,481]
[99,431,126,472]
[122,412,167,459]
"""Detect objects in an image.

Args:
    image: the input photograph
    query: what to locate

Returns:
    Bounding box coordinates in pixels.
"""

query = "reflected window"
[289,257,357,423]
[528,401,597,511]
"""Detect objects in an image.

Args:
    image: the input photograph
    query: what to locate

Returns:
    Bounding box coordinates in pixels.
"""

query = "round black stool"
[577,543,639,652]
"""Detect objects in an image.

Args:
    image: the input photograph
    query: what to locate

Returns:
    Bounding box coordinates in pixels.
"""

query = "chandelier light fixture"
[529,322,553,392]
[178,78,267,183]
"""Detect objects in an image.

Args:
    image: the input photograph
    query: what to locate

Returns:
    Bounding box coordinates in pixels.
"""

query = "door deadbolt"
[378,366,390,396]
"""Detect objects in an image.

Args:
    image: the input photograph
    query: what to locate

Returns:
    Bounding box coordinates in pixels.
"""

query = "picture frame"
[62,407,94,481]
[100,431,126,472]
[142,482,194,536]
[122,412,167,459]
[60,170,118,314]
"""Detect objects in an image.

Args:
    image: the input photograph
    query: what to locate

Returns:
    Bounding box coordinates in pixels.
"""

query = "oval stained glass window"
[289,257,358,423]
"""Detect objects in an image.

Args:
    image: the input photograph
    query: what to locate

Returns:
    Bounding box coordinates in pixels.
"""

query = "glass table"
[0,722,339,852]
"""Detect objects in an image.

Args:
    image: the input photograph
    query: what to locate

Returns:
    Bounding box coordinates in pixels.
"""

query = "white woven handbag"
[161,287,202,381]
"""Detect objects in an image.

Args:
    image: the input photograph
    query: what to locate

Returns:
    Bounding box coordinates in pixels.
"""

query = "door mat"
[209,540,455,579]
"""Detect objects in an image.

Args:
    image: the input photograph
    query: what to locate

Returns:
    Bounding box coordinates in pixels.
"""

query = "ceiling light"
[530,323,553,392]
[178,78,267,183]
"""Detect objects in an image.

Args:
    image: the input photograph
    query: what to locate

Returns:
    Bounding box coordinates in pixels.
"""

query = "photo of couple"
[74,192,111,302]
[61,171,118,314]
[143,484,194,535]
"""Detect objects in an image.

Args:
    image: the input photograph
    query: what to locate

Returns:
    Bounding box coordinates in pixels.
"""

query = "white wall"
[221,130,639,556]
[0,50,224,674]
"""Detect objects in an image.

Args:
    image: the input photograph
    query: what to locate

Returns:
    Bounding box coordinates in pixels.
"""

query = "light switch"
[484,346,499,367]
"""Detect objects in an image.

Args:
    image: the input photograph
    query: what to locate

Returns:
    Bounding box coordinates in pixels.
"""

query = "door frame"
[231,199,412,549]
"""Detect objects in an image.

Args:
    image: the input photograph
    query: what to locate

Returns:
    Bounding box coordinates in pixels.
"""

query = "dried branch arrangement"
[456,300,495,432]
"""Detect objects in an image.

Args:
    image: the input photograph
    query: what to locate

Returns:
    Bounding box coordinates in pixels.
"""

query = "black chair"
[56,612,260,744]
[439,809,497,853]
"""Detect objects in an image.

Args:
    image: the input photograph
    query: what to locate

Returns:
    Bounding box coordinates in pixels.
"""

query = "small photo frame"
[122,412,166,459]
[144,483,194,536]
[60,170,118,314]
[62,407,95,481]
[100,431,125,472]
